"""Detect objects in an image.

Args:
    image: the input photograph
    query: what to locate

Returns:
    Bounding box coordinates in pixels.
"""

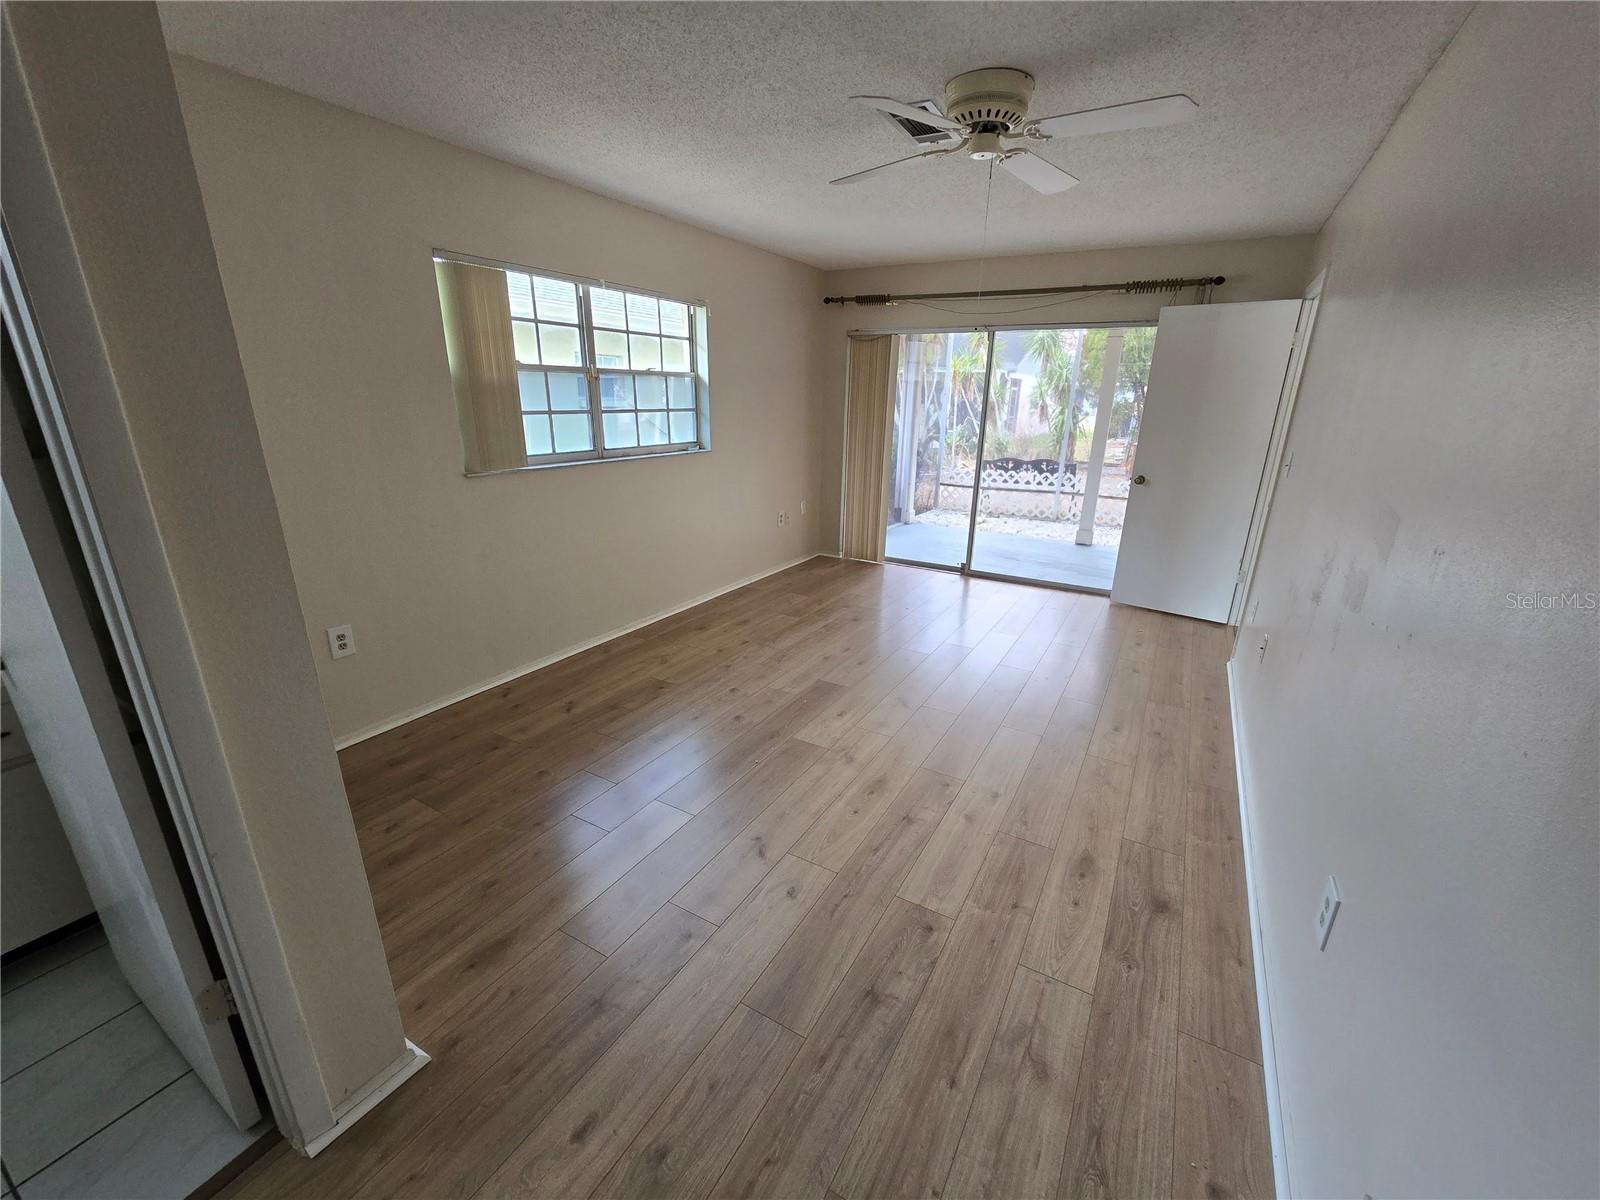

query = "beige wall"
[1232,4,1598,1195]
[815,234,1316,549]
[169,58,830,742]
[4,2,406,1141]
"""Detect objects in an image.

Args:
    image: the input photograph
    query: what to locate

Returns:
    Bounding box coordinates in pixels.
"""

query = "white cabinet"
[1,685,96,954]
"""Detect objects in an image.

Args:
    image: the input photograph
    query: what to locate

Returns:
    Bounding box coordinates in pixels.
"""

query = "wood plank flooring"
[224,557,1272,1200]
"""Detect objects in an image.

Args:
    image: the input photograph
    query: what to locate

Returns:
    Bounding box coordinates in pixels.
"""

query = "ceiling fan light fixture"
[941,67,1035,133]
[966,131,1007,161]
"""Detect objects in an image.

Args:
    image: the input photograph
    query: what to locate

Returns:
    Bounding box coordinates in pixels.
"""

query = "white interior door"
[1,392,261,1130]
[1111,300,1301,622]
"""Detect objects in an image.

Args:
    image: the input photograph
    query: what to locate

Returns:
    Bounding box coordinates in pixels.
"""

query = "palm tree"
[1028,328,1079,462]
[946,332,990,463]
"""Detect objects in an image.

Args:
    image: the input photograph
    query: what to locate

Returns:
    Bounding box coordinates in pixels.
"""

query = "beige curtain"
[840,334,900,561]
[434,259,526,474]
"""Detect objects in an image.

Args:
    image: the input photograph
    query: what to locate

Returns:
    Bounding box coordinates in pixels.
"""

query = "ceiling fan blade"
[1031,94,1199,139]
[830,145,962,186]
[1001,150,1079,195]
[850,95,963,131]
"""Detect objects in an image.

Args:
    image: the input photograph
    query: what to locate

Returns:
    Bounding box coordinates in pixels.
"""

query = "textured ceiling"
[159,1,1467,269]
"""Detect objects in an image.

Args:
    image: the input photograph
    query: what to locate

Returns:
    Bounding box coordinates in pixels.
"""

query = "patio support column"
[1075,331,1124,546]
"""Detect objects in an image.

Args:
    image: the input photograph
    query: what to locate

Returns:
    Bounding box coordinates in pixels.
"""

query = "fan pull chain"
[974,159,996,312]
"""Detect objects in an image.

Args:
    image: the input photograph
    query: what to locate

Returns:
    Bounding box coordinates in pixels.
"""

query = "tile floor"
[1,925,265,1199]
[886,521,1121,590]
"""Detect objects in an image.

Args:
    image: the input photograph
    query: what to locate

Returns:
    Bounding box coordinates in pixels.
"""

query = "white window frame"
[435,250,711,473]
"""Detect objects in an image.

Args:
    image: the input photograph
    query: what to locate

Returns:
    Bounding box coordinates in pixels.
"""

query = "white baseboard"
[302,1039,430,1158]
[332,552,826,750]
[1227,658,1292,1199]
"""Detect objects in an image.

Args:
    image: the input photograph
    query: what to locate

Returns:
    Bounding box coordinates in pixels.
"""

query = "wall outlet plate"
[327,624,356,659]
[1315,874,1342,950]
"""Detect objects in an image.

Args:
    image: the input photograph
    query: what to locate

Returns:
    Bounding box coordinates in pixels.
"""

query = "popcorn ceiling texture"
[159,1,1466,269]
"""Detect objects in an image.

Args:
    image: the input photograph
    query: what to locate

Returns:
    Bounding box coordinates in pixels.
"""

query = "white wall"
[4,2,407,1143]
[168,58,830,743]
[815,235,1316,548]
[1231,5,1599,1196]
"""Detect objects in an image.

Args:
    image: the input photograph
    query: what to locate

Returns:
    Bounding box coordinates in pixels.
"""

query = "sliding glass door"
[883,331,990,570]
[883,323,1154,593]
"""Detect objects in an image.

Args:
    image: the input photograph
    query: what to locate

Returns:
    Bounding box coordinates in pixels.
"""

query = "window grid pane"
[539,323,583,367]
[552,413,593,453]
[601,373,635,410]
[523,414,553,456]
[629,335,662,372]
[532,276,579,323]
[602,412,638,448]
[547,372,587,411]
[639,412,670,446]
[594,329,629,369]
[591,287,626,329]
[660,300,689,338]
[507,273,535,319]
[662,338,691,373]
[625,293,660,333]
[634,376,667,410]
[518,369,548,411]
[512,321,541,364]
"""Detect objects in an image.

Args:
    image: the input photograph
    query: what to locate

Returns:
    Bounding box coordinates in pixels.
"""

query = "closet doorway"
[882,323,1154,593]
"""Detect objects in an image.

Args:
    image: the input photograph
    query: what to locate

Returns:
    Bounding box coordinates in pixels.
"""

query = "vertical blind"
[434,259,527,474]
[839,334,900,561]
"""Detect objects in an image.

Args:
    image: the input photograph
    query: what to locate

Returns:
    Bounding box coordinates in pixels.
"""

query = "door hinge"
[196,977,239,1023]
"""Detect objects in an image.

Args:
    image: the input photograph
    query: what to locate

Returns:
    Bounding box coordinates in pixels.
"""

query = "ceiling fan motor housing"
[943,67,1035,133]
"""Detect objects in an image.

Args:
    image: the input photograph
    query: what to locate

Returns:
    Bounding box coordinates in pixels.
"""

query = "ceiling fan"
[832,67,1199,194]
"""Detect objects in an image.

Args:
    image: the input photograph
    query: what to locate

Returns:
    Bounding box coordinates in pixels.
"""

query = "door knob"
[1132,474,1148,485]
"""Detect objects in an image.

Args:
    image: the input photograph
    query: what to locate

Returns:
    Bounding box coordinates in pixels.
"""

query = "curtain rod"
[821,275,1225,306]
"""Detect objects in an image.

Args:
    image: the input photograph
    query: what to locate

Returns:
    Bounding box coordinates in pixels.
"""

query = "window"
[434,253,709,474]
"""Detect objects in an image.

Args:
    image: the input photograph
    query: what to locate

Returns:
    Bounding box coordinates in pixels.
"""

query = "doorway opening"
[883,323,1154,592]
[2,303,270,1199]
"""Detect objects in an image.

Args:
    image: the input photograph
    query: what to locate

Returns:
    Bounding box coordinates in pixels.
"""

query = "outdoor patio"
[885,521,1120,591]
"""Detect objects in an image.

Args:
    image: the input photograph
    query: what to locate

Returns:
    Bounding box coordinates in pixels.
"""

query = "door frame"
[1,231,286,1127]
[0,220,354,1143]
[1,375,262,1127]
[1228,268,1327,626]
[861,320,1155,595]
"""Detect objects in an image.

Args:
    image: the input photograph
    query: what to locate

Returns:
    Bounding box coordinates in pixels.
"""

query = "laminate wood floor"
[225,557,1272,1200]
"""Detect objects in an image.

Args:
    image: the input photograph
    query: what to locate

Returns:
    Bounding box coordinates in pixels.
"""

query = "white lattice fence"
[936,458,1088,521]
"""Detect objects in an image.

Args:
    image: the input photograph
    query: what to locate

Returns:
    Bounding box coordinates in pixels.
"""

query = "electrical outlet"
[1257,633,1269,663]
[1315,875,1342,950]
[800,499,808,516]
[327,624,356,659]
[776,511,785,527]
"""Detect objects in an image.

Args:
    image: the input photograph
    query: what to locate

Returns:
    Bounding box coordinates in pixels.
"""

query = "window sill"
[464,446,711,478]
